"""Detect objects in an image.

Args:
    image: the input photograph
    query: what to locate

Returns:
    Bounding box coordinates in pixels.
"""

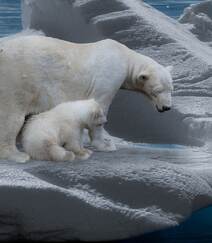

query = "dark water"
[0,0,211,242]
[120,207,212,243]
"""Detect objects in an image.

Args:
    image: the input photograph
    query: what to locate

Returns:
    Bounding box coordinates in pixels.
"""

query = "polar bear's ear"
[166,66,173,73]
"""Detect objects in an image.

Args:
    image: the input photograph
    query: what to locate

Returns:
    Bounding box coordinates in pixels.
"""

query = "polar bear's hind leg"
[0,112,30,163]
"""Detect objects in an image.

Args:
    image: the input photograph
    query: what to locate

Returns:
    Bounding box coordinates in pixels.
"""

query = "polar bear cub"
[22,99,106,162]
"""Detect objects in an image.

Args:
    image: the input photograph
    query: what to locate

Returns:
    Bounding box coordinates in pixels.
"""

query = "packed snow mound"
[179,0,212,43]
[0,145,211,241]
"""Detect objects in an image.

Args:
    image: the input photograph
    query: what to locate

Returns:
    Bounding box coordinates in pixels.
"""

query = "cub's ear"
[91,109,99,121]
[166,65,173,73]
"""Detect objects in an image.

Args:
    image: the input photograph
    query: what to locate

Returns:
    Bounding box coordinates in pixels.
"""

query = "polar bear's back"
[0,35,124,61]
[0,35,129,115]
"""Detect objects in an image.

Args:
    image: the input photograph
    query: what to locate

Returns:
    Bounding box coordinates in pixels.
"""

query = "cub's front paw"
[82,148,93,156]
[64,151,75,162]
[76,150,91,160]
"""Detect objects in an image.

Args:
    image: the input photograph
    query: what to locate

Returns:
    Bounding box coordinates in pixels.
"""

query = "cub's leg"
[65,143,91,160]
[0,112,30,163]
[48,143,75,162]
[89,93,117,152]
[65,130,92,160]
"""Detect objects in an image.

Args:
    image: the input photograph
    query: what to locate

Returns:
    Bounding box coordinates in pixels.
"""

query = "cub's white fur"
[22,99,106,162]
[0,35,173,162]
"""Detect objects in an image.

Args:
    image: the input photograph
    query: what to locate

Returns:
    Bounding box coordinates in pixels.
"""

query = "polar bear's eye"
[139,74,148,82]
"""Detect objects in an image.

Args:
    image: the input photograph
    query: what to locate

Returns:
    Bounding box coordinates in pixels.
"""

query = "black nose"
[163,106,171,111]
[156,106,171,113]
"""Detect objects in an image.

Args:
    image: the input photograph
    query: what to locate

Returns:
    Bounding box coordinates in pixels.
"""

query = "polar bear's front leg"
[89,125,117,152]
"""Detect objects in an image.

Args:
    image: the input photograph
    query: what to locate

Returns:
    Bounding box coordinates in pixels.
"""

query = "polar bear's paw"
[9,151,30,163]
[92,138,117,152]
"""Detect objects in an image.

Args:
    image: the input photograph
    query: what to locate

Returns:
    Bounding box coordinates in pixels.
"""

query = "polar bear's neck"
[121,49,158,91]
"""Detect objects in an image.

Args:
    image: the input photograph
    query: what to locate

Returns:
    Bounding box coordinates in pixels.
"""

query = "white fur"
[0,35,173,162]
[22,99,106,162]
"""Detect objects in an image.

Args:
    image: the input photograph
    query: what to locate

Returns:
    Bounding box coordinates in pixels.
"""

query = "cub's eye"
[151,92,157,98]
[95,112,100,119]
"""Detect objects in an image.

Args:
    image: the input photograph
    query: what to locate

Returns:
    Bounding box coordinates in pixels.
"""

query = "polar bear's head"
[86,99,107,128]
[135,65,173,113]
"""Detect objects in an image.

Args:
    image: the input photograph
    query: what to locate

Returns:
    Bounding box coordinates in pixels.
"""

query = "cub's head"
[87,99,107,128]
[134,65,173,113]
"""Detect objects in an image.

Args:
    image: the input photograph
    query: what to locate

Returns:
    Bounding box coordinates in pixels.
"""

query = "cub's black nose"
[163,106,171,111]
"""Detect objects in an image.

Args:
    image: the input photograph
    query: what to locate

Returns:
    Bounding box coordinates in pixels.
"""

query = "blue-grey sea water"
[0,0,211,243]
[145,0,203,18]
[0,0,21,37]
[0,0,203,37]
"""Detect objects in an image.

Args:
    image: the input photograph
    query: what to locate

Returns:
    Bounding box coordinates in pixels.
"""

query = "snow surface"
[0,0,209,241]
[0,145,212,241]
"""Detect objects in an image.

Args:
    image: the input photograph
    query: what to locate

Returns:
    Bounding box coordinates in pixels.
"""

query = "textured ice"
[0,146,212,241]
[179,0,212,43]
[0,0,210,241]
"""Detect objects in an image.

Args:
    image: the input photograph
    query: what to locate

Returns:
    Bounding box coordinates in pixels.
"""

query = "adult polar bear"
[0,35,173,162]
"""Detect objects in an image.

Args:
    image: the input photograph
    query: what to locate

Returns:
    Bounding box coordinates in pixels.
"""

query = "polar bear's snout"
[153,91,172,113]
[162,106,171,111]
[156,105,171,113]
